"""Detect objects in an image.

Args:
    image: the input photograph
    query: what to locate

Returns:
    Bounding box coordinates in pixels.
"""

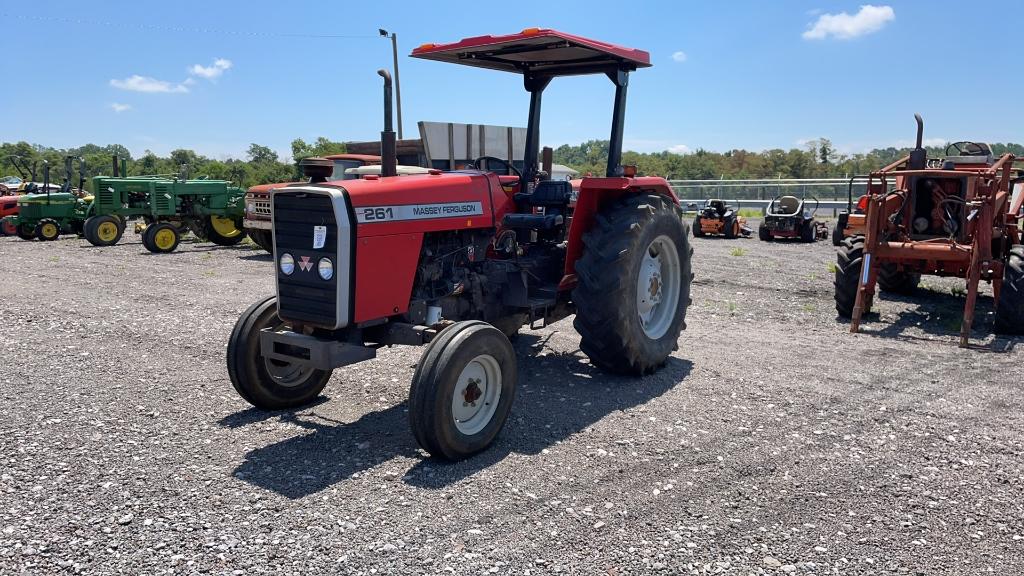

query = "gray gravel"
[1,222,1022,575]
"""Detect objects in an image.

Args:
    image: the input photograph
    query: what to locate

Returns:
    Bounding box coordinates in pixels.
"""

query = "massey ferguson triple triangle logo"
[298,256,314,272]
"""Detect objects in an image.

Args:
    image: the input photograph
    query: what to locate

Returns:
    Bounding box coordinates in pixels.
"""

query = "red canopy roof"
[411,29,651,77]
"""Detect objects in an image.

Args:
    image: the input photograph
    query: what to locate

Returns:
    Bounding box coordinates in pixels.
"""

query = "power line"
[1,13,382,39]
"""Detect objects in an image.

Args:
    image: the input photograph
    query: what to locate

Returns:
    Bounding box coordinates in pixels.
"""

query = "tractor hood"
[19,192,77,204]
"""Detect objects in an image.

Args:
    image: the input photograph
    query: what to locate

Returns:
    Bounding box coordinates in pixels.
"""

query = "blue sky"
[3,1,1022,160]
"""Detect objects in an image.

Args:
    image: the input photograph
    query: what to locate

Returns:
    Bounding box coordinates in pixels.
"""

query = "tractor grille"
[97,187,115,210]
[273,191,342,327]
[153,184,172,214]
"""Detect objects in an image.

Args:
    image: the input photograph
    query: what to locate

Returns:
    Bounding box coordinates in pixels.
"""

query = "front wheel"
[573,194,693,375]
[84,215,124,247]
[408,321,517,460]
[142,222,181,253]
[226,296,332,409]
[758,223,772,242]
[35,218,61,241]
[995,245,1024,334]
[835,236,868,318]
[248,229,273,253]
[16,223,35,241]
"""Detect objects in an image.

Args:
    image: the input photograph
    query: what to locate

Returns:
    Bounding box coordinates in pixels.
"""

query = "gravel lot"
[1,221,1022,575]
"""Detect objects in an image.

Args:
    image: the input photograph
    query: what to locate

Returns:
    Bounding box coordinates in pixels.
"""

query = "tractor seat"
[513,180,572,207]
[773,196,801,216]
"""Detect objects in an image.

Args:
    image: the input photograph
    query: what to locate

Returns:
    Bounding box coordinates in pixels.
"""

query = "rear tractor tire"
[573,194,693,375]
[995,245,1024,334]
[758,223,772,242]
[206,216,247,246]
[35,218,61,241]
[142,222,181,253]
[248,229,273,253]
[84,215,124,247]
[226,295,332,409]
[877,263,920,294]
[834,235,868,318]
[409,321,517,460]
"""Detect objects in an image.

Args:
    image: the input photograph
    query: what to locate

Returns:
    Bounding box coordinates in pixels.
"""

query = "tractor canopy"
[410,29,651,76]
[412,29,651,182]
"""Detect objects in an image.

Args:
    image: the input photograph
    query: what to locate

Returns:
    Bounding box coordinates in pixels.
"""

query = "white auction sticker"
[312,225,326,249]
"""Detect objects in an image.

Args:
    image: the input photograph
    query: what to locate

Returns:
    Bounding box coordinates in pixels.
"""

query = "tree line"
[0,137,347,192]
[4,137,1023,193]
[554,138,1024,180]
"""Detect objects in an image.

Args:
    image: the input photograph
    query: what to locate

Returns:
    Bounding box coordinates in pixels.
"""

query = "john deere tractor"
[86,160,248,253]
[1,157,93,241]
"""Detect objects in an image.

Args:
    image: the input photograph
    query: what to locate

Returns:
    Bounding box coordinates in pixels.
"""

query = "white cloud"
[668,144,691,154]
[189,58,232,80]
[110,103,131,113]
[671,51,687,63]
[110,75,189,93]
[803,5,894,40]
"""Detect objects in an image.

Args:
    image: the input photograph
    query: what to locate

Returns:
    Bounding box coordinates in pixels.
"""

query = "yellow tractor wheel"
[206,216,247,246]
[35,219,61,241]
[142,222,181,254]
[84,215,125,247]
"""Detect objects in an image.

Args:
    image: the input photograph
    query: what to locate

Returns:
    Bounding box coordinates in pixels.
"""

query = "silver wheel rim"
[451,354,502,435]
[636,235,681,339]
[262,320,318,387]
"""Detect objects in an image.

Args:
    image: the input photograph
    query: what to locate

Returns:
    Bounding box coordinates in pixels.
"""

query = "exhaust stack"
[909,113,926,169]
[377,69,398,178]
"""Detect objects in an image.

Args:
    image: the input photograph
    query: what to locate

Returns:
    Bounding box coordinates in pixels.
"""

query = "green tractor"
[86,161,248,253]
[1,157,93,241]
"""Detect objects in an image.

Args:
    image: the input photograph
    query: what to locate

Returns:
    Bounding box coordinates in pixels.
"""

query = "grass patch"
[200,253,212,261]
[737,208,763,218]
[802,303,816,312]
[727,301,738,314]
[729,247,747,257]
[950,286,966,297]
[826,262,837,274]
[48,255,59,262]
[202,270,216,277]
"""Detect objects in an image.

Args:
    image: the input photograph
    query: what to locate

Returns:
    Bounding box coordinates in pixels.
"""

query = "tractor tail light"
[856,195,869,212]
[622,165,638,177]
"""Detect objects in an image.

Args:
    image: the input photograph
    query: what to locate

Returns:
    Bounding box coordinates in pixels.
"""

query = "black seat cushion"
[513,180,572,207]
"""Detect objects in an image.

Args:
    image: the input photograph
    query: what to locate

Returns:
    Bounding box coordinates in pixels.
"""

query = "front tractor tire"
[834,235,868,318]
[84,215,124,247]
[142,222,181,253]
[995,245,1024,334]
[226,296,332,409]
[409,321,517,460]
[206,216,247,246]
[573,194,693,375]
[35,218,61,241]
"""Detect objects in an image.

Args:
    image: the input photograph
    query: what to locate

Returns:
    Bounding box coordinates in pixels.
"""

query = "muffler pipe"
[914,113,924,149]
[378,69,398,178]
[909,113,926,169]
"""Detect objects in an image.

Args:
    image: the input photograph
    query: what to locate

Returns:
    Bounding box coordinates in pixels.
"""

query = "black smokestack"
[378,69,397,178]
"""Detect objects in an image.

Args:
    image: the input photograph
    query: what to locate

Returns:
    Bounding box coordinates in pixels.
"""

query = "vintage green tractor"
[86,163,248,253]
[1,157,93,241]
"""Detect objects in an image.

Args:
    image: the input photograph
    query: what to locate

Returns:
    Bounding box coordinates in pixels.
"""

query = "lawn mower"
[87,158,248,253]
[758,195,828,242]
[835,114,1024,346]
[693,198,750,238]
[226,29,694,460]
[2,157,93,241]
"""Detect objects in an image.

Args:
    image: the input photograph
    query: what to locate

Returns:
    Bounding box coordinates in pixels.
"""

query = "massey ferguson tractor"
[227,29,693,460]
[835,114,1024,346]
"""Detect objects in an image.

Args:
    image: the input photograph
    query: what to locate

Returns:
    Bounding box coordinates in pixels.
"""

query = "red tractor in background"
[227,29,693,460]
[835,114,1024,346]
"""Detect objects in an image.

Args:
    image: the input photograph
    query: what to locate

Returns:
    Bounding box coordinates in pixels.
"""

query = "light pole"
[379,28,403,140]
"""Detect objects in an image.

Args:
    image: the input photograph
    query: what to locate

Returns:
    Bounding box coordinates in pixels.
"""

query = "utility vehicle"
[758,195,827,242]
[835,114,1024,346]
[226,29,693,460]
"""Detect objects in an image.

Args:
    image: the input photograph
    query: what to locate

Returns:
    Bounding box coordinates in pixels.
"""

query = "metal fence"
[667,178,865,202]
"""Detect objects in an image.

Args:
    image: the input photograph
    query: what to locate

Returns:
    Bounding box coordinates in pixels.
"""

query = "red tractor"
[836,114,1024,346]
[227,29,693,460]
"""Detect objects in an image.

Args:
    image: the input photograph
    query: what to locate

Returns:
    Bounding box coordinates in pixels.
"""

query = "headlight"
[245,200,255,214]
[317,257,334,281]
[279,253,295,275]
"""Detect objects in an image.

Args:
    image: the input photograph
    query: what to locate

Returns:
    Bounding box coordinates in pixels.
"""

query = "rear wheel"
[248,229,273,253]
[35,218,61,241]
[206,216,247,246]
[800,219,816,242]
[84,215,124,247]
[142,222,181,253]
[0,218,16,237]
[408,321,517,460]
[995,245,1024,334]
[835,235,868,318]
[692,216,704,237]
[226,295,332,409]
[758,223,772,242]
[831,224,844,247]
[877,263,920,294]
[573,194,693,375]
[724,216,738,239]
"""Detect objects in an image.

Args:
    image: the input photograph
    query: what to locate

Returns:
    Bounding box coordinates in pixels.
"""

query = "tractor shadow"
[837,287,1019,351]
[226,333,691,498]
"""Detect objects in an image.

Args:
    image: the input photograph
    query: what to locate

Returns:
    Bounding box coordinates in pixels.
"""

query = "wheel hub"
[635,235,682,339]
[451,355,502,436]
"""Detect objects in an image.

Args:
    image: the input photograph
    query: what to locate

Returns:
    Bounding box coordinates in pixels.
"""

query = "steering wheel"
[945,141,986,157]
[471,156,523,181]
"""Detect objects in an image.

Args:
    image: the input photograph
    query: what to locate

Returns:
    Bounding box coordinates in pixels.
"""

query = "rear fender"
[562,177,679,288]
